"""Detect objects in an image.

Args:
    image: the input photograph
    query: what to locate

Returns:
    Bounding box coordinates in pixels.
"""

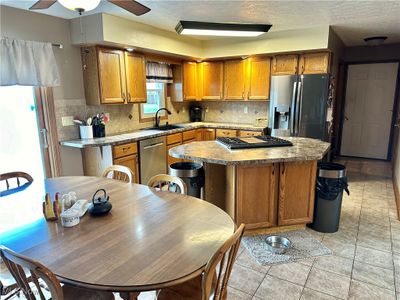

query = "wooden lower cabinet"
[167,132,183,168]
[113,154,139,184]
[202,129,216,140]
[167,143,182,167]
[216,129,237,138]
[236,164,278,229]
[238,130,262,137]
[278,161,317,225]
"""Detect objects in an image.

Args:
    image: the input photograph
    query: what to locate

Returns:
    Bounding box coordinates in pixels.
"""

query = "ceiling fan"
[29,0,151,16]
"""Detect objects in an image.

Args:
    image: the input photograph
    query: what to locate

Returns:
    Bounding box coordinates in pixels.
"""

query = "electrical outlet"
[205,107,209,113]
[244,106,248,114]
[61,116,74,126]
[182,107,186,113]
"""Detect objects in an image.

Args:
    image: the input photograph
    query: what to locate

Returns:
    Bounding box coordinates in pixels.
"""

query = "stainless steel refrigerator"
[269,74,329,140]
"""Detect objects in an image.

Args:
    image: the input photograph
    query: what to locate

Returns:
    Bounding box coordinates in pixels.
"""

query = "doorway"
[340,62,399,160]
[0,86,45,234]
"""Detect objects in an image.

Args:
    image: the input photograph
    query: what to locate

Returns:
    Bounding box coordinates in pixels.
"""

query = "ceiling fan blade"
[108,0,151,16]
[30,0,57,10]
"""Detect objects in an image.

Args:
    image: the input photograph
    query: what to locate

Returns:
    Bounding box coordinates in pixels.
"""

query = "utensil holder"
[93,124,106,138]
[79,125,93,139]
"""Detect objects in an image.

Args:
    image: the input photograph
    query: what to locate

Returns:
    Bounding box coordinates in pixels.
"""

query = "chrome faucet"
[154,108,172,127]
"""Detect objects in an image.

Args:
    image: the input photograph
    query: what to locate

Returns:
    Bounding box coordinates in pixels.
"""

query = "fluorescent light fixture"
[175,21,271,37]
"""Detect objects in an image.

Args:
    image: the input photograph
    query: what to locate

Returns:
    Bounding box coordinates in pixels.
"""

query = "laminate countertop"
[59,122,264,149]
[169,137,330,165]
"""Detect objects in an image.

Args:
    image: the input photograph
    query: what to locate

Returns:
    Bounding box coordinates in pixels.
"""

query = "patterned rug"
[242,230,332,265]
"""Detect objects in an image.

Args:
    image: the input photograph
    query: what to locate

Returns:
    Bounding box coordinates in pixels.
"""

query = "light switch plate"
[61,116,74,126]
[244,106,248,114]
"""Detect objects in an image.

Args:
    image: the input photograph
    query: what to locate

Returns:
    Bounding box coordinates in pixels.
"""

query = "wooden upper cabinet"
[125,53,147,103]
[98,48,127,104]
[299,52,330,74]
[81,47,147,105]
[200,62,223,100]
[182,62,198,101]
[278,161,317,226]
[247,57,271,100]
[224,59,246,100]
[272,55,299,75]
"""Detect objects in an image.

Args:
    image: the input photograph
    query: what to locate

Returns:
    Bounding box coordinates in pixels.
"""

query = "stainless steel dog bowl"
[265,236,292,254]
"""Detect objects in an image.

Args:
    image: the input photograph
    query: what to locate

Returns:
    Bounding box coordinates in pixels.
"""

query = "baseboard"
[393,172,400,220]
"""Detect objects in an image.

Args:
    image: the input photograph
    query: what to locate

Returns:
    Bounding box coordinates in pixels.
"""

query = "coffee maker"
[189,106,203,122]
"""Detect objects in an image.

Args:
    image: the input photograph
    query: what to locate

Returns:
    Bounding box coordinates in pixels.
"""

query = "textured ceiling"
[2,0,400,46]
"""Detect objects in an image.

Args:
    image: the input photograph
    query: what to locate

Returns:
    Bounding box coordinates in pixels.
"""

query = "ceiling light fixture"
[364,36,388,46]
[58,0,101,13]
[126,48,135,52]
[175,21,272,37]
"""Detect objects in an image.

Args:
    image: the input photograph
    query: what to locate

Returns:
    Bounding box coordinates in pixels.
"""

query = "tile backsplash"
[55,99,269,141]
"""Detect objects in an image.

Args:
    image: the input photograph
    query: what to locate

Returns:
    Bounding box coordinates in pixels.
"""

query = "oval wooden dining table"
[0,176,235,294]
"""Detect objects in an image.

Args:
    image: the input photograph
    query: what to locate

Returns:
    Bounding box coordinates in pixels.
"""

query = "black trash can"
[308,162,350,233]
[169,162,204,198]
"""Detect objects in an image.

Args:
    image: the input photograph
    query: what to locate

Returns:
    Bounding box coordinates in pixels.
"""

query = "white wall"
[1,5,84,176]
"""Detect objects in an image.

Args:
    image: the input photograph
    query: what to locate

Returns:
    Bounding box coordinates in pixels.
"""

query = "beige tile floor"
[228,158,400,300]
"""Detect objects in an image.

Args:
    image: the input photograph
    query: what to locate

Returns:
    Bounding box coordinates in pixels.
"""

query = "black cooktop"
[216,136,293,150]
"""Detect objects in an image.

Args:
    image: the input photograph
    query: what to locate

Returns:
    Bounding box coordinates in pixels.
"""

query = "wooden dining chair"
[0,172,33,197]
[147,174,187,195]
[102,165,135,183]
[157,223,245,300]
[0,246,115,300]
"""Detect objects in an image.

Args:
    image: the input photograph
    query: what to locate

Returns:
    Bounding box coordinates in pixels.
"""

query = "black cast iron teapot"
[88,189,112,216]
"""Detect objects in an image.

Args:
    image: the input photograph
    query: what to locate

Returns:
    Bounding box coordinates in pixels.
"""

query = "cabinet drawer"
[216,129,237,138]
[183,129,196,141]
[167,133,183,145]
[238,130,262,137]
[113,142,137,159]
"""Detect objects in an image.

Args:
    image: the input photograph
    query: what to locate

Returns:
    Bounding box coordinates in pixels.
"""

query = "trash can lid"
[169,162,203,178]
[318,162,346,179]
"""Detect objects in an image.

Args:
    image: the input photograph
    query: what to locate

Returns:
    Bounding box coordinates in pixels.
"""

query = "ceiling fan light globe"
[58,0,101,12]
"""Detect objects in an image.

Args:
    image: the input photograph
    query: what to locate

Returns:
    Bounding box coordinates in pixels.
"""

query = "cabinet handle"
[122,92,126,101]
[281,164,285,175]
[272,164,275,175]
[128,92,131,101]
[122,147,130,152]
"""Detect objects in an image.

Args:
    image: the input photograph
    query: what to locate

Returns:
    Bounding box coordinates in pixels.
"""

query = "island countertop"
[169,137,330,165]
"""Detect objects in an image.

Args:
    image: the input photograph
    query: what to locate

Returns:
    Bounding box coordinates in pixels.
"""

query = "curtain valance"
[0,37,60,87]
[146,62,173,83]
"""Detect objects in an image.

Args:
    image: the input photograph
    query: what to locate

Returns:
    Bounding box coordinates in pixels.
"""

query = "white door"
[341,63,398,159]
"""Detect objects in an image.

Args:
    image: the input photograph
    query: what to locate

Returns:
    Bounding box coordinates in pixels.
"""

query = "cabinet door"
[299,52,330,74]
[272,55,299,75]
[278,161,317,225]
[200,62,223,100]
[236,164,278,229]
[202,129,216,141]
[238,130,262,137]
[224,59,246,100]
[196,129,203,141]
[247,57,271,100]
[167,143,182,168]
[183,62,198,101]
[216,129,237,138]
[98,48,127,104]
[113,154,139,183]
[125,53,147,103]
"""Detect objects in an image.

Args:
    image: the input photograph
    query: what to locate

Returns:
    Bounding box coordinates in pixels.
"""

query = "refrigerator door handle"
[290,82,297,136]
[296,79,304,136]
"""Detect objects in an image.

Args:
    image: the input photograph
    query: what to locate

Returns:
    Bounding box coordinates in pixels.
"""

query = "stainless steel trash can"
[169,162,204,198]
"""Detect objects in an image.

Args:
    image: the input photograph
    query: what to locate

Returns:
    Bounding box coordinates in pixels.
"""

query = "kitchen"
[1,1,400,300]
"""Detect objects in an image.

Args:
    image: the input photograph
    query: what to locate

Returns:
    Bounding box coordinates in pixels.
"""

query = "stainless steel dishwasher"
[139,136,167,184]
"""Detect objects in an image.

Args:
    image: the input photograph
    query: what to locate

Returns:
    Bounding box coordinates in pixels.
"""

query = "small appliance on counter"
[189,106,203,122]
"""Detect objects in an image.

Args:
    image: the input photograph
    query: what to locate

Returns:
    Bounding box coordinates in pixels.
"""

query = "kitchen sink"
[144,124,184,131]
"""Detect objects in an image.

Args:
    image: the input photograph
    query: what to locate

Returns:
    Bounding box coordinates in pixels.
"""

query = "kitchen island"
[169,137,330,231]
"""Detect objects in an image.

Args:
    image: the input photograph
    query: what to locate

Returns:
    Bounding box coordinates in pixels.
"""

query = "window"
[140,82,166,120]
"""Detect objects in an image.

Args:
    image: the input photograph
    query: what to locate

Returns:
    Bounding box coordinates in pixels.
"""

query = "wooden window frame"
[34,87,62,177]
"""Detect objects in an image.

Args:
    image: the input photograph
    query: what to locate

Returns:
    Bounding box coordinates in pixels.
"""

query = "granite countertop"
[59,122,265,149]
[169,137,330,165]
